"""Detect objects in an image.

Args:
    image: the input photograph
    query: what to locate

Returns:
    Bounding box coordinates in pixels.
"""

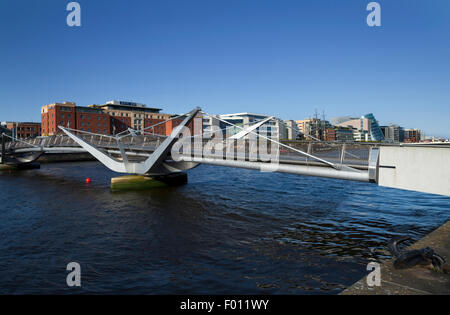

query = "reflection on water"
[0,161,448,294]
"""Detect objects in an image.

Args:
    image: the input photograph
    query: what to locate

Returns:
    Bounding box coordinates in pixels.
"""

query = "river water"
[0,161,448,294]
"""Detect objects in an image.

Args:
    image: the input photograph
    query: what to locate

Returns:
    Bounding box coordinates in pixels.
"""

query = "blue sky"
[0,0,449,137]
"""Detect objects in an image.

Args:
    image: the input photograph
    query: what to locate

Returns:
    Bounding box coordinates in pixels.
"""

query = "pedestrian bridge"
[1,108,449,197]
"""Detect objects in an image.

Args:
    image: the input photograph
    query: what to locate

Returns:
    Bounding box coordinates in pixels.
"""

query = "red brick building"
[76,107,110,135]
[41,102,75,135]
[90,101,171,135]
[41,102,110,136]
[144,118,166,135]
[324,127,354,142]
[164,118,197,136]
[41,101,201,137]
[88,101,200,136]
[404,129,421,143]
[1,122,41,139]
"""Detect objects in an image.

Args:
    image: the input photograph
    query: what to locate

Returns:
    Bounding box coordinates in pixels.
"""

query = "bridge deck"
[2,133,375,168]
[2,130,450,196]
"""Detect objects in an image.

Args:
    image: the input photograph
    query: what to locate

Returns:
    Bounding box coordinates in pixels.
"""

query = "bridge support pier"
[110,173,188,192]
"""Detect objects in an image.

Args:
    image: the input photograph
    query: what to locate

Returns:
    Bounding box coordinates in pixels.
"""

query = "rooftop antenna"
[313,108,320,140]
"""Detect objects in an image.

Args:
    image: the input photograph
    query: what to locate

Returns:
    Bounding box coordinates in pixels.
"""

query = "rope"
[276,119,362,160]
[60,127,117,140]
[1,133,42,148]
[276,118,321,141]
[180,115,272,141]
[115,112,190,138]
[200,111,338,169]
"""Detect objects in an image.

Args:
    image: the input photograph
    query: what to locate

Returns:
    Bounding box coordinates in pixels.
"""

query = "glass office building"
[217,113,282,140]
[363,113,385,141]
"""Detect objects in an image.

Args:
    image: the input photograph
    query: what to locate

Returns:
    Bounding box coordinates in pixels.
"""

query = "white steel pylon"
[60,107,202,175]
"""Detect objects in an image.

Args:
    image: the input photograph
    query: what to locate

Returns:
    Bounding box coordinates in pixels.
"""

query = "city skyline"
[1,0,449,137]
[1,98,438,140]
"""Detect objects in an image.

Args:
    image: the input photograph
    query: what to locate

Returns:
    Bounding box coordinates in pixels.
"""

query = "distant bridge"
[1,108,449,197]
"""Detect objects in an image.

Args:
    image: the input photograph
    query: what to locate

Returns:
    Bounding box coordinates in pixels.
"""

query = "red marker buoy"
[85,178,91,184]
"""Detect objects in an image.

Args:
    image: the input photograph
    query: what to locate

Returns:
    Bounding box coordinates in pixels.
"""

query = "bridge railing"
[2,134,46,150]
[116,132,166,151]
[173,138,377,169]
[3,130,378,170]
[56,128,168,153]
[280,141,378,167]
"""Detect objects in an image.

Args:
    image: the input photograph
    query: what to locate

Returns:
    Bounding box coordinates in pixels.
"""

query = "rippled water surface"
[0,161,448,294]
